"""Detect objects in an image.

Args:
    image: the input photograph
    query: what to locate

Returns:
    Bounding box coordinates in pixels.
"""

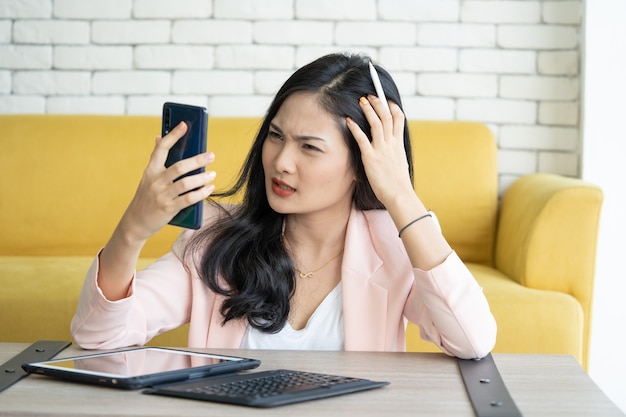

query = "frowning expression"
[261,91,357,218]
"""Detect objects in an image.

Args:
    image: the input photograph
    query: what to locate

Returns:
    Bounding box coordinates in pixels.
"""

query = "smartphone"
[162,102,208,229]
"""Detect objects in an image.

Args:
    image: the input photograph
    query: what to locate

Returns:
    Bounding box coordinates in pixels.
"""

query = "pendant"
[298,271,314,279]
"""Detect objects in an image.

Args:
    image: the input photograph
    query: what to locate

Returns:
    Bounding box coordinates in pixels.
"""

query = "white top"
[240,283,344,351]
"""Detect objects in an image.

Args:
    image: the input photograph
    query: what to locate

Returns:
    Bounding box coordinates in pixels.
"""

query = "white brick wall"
[134,46,214,69]
[0,71,11,94]
[500,126,578,151]
[92,20,171,44]
[0,20,10,43]
[378,0,459,22]
[417,23,495,47]
[172,20,252,44]
[417,73,498,98]
[254,21,334,45]
[1,45,51,68]
[14,20,90,44]
[0,0,584,189]
[172,70,252,94]
[13,71,90,94]
[215,0,293,20]
[296,0,376,20]
[54,0,131,19]
[500,76,580,100]
[336,22,416,46]
[538,51,579,75]
[54,46,133,69]
[47,96,125,114]
[0,0,51,18]
[539,101,579,126]
[498,25,578,49]
[92,71,170,94]
[457,99,537,124]
[460,49,536,74]
[543,1,582,24]
[461,1,541,23]
[134,0,212,19]
[380,47,456,72]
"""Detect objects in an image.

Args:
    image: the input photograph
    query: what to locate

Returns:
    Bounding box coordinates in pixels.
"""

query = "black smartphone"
[162,102,208,230]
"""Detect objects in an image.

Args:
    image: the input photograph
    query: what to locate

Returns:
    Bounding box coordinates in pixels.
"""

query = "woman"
[71,53,496,359]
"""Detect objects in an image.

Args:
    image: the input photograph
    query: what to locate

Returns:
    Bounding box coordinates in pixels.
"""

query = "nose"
[273,140,297,174]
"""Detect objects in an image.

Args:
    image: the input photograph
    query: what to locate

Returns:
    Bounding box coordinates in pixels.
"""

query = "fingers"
[359,96,385,141]
[150,121,189,169]
[389,101,405,140]
[346,117,370,153]
[147,120,215,189]
[358,95,404,143]
[165,151,214,184]
[165,160,216,220]
[158,121,188,151]
[363,95,392,125]
[171,170,216,199]
[140,149,216,216]
[148,167,216,227]
[346,95,399,153]
[175,181,215,208]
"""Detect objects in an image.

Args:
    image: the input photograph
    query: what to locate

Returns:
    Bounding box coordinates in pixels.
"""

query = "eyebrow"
[269,123,326,142]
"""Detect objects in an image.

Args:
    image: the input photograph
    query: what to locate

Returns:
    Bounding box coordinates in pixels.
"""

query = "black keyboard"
[145,369,389,408]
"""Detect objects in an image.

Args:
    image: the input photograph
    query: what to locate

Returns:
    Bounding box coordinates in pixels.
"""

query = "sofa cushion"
[1,256,100,342]
[0,256,162,343]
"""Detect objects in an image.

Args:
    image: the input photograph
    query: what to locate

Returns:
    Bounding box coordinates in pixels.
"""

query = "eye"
[268,130,282,140]
[303,143,322,152]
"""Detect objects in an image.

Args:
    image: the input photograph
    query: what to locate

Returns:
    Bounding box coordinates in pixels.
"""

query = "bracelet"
[398,212,432,238]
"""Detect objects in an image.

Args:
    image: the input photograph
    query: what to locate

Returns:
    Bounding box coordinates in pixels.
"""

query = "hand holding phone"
[162,102,209,229]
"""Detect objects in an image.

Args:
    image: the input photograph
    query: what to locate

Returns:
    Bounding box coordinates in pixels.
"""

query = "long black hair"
[185,52,414,333]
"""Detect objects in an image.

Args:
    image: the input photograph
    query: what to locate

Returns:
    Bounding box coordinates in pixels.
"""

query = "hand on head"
[346,95,413,209]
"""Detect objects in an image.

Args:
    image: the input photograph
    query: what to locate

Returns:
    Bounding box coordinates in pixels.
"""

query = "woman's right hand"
[97,122,216,301]
[120,121,216,244]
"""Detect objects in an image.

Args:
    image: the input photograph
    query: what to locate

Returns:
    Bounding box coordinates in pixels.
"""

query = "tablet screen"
[39,348,239,378]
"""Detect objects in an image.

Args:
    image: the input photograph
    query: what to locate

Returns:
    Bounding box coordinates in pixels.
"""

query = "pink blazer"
[71,207,497,359]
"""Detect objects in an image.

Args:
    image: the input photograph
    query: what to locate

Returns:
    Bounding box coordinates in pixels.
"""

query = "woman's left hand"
[346,95,415,207]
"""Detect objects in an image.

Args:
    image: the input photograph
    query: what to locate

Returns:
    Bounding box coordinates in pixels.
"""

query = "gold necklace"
[296,250,344,279]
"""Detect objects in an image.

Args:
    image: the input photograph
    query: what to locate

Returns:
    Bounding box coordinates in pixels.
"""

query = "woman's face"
[262,91,357,218]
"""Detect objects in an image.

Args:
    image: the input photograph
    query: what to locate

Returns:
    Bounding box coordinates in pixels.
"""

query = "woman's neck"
[283,207,351,256]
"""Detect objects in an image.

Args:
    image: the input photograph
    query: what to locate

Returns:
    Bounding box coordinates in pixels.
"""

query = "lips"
[271,178,296,197]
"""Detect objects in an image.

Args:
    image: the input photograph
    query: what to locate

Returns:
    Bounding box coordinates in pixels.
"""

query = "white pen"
[368,61,390,112]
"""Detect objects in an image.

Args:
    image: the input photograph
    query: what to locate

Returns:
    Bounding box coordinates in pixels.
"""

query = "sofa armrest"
[495,173,603,296]
[494,173,602,369]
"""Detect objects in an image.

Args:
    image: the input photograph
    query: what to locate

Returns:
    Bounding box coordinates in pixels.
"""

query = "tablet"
[22,347,261,389]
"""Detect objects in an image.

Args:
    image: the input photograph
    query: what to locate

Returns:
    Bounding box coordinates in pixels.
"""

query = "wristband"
[398,211,433,238]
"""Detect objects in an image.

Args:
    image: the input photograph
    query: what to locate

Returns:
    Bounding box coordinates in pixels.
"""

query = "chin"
[265,191,290,214]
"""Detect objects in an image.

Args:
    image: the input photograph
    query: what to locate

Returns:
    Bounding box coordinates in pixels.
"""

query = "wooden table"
[0,343,623,416]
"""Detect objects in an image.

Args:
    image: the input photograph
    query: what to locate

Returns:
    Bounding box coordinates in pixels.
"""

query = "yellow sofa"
[0,115,602,369]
